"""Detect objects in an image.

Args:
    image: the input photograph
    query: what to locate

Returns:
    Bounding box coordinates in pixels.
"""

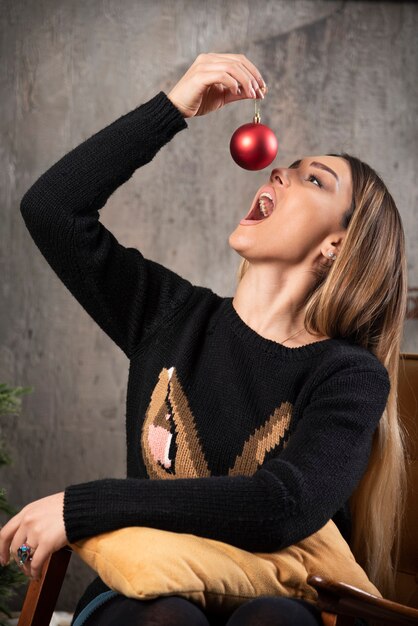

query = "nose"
[270,168,290,187]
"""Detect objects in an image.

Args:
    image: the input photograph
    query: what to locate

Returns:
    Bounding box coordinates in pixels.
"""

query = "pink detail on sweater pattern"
[147,422,172,469]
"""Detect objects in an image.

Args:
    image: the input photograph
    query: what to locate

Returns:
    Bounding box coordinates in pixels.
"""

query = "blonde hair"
[237,154,408,598]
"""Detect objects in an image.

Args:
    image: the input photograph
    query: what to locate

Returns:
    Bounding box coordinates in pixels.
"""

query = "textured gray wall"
[1,0,417,612]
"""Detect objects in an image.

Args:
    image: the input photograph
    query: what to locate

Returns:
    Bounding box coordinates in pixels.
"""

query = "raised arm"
[20,92,195,358]
[20,52,268,359]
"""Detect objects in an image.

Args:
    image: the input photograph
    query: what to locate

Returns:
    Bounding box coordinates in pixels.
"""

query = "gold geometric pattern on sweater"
[141,366,293,479]
[228,402,292,476]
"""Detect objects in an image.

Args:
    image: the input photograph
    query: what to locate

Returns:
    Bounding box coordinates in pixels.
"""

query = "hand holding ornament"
[167,52,277,170]
[167,52,267,119]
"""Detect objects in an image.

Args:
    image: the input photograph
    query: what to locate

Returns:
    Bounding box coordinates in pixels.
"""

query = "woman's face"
[229,155,353,265]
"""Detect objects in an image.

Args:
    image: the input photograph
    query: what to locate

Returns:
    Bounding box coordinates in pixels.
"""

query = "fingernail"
[250,87,256,98]
[258,88,264,99]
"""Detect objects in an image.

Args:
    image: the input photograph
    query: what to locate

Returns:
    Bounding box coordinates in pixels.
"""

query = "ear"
[319,230,346,262]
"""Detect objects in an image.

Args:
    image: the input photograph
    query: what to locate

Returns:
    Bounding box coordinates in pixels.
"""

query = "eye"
[307,174,323,188]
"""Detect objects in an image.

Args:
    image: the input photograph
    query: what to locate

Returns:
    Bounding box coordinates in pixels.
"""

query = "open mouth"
[241,186,276,225]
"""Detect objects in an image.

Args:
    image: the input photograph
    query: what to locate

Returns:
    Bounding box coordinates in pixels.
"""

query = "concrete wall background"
[1,0,417,611]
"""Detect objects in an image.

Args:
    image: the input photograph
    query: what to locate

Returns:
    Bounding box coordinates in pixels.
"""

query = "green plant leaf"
[0,383,33,418]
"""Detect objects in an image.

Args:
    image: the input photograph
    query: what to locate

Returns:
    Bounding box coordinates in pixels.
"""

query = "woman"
[0,53,407,626]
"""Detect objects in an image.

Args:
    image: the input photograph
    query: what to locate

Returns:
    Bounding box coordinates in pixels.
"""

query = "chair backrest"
[395,353,418,608]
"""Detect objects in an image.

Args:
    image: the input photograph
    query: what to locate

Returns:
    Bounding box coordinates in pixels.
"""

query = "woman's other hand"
[167,52,268,118]
[0,491,67,581]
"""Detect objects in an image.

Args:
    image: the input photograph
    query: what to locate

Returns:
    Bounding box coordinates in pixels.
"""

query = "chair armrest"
[18,546,72,626]
[307,575,418,626]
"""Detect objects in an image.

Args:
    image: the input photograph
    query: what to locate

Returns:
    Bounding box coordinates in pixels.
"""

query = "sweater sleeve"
[63,362,390,552]
[20,91,194,359]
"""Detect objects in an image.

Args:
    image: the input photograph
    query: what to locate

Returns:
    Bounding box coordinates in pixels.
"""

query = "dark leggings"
[83,594,323,626]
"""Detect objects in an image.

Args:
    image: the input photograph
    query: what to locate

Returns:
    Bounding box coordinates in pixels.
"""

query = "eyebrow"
[289,159,339,183]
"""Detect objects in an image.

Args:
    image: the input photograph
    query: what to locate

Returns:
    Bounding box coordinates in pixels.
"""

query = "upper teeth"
[258,192,274,217]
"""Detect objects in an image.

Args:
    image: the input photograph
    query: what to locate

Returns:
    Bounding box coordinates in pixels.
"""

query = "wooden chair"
[16,354,418,626]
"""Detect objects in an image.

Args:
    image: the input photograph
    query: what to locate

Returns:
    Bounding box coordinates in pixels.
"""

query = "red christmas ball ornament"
[230,100,278,170]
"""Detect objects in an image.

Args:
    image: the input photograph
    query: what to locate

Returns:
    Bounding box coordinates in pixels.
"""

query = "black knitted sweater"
[19,91,390,619]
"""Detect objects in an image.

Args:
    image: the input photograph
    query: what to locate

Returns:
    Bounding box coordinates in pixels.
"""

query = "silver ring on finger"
[17,543,34,567]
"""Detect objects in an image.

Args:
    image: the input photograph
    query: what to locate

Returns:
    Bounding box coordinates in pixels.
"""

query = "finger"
[22,553,34,579]
[200,59,259,99]
[28,544,49,580]
[193,68,245,98]
[205,53,267,93]
[0,513,23,565]
[10,527,34,572]
[236,53,268,91]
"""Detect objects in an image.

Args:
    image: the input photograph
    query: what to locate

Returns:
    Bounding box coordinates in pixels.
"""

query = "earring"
[327,251,337,261]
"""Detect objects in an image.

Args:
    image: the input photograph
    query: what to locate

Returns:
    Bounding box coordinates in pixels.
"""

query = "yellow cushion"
[70,520,381,614]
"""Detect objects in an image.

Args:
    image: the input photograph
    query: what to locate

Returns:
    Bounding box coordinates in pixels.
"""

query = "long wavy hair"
[236,153,408,599]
